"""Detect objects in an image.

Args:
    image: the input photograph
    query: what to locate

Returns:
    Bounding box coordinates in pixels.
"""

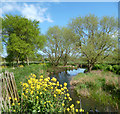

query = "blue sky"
[1,2,118,57]
[1,2,118,35]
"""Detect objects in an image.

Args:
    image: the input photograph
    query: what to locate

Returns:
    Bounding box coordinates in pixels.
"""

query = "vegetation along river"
[50,68,117,112]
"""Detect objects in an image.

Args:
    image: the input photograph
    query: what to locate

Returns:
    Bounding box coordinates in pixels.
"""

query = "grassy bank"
[70,70,120,109]
[2,64,47,93]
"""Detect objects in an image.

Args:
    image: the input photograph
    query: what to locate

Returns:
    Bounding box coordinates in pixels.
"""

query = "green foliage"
[44,26,76,66]
[69,14,118,72]
[93,64,120,75]
[2,15,46,65]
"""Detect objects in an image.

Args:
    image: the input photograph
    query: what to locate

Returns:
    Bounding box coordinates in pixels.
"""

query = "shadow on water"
[49,68,118,112]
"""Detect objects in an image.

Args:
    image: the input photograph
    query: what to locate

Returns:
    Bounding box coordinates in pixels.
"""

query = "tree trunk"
[26,56,29,65]
[88,61,93,72]
[88,65,93,72]
[17,57,19,67]
[64,53,67,66]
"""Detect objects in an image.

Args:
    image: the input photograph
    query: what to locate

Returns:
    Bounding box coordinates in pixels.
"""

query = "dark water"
[50,68,118,112]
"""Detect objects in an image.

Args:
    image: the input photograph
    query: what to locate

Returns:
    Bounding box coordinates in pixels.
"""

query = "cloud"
[1,3,54,23]
[1,0,60,2]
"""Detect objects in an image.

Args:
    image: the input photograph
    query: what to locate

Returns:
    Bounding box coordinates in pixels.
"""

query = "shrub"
[106,65,113,71]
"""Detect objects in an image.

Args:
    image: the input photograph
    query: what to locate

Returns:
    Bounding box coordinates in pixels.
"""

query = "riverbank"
[70,70,120,110]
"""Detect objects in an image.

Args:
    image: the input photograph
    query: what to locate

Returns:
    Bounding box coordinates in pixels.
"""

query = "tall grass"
[71,70,120,109]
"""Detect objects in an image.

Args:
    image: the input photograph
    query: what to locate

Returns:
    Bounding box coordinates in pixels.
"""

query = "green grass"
[71,70,120,109]
[2,64,48,94]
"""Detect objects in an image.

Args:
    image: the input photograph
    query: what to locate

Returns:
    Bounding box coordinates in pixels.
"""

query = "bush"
[106,65,113,71]
[6,74,84,113]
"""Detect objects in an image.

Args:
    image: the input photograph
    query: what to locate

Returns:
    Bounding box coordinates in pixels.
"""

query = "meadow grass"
[2,64,47,94]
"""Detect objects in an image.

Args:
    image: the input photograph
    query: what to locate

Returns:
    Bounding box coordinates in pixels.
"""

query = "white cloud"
[1,3,54,23]
[1,0,119,2]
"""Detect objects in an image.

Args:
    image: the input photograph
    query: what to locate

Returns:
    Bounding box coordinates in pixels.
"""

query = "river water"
[50,68,117,112]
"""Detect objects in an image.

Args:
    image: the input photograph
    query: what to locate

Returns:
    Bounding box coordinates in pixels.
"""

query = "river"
[49,68,117,112]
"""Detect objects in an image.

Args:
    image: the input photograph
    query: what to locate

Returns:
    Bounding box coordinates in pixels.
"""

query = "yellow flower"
[51,77,57,82]
[28,80,32,84]
[64,82,67,86]
[64,97,67,99]
[26,90,28,93]
[13,110,16,112]
[14,98,17,101]
[77,100,80,104]
[36,85,40,89]
[25,96,28,99]
[70,104,74,108]
[40,92,42,95]
[69,97,72,101]
[12,103,15,106]
[62,103,65,106]
[54,94,56,97]
[22,93,25,96]
[63,87,67,90]
[67,108,70,112]
[39,79,43,82]
[72,108,75,112]
[51,87,53,89]
[18,103,20,105]
[61,88,64,91]
[33,74,36,78]
[36,96,39,99]
[57,83,59,86]
[76,109,78,112]
[79,108,84,112]
[44,78,49,82]
[60,84,62,87]
[30,91,33,94]
[40,75,43,78]
[9,97,11,100]
[52,83,56,86]
[66,93,70,97]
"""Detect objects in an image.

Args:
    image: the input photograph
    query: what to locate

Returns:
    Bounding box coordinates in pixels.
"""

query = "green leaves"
[2,15,46,64]
[69,14,118,72]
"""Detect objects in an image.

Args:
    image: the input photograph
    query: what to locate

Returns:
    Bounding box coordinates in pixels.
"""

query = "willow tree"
[61,27,76,66]
[44,26,63,66]
[69,14,117,72]
[2,15,45,65]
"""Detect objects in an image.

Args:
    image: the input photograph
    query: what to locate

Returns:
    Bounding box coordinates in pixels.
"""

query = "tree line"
[1,14,118,72]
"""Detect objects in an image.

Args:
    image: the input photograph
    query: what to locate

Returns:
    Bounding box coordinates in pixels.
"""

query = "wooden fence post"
[0,73,3,114]
[0,71,19,113]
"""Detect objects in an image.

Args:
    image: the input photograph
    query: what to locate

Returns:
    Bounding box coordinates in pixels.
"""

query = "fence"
[0,71,19,113]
